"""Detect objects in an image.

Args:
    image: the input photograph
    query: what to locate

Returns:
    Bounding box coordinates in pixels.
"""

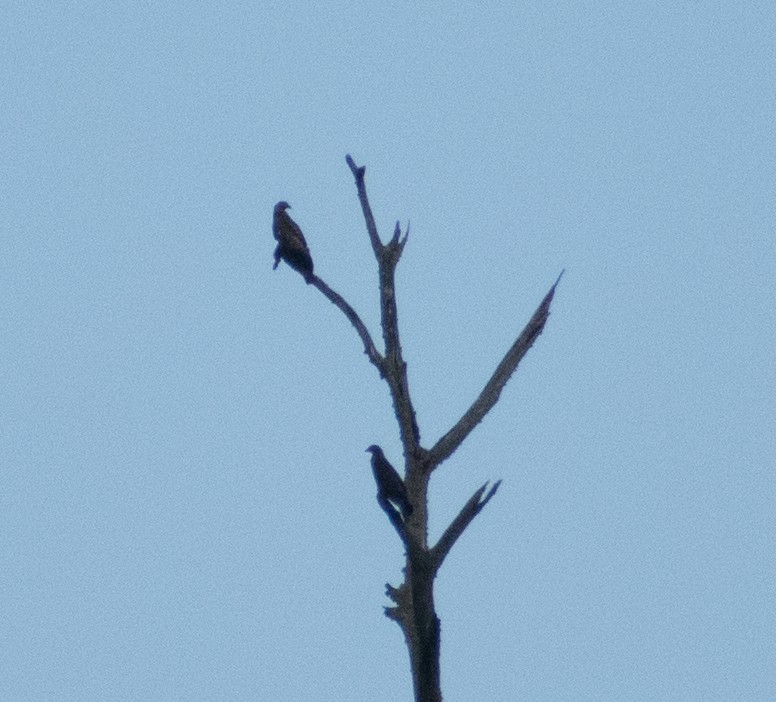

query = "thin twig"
[309,275,384,374]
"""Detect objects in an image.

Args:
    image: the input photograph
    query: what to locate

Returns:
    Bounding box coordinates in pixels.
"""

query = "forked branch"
[431,480,502,569]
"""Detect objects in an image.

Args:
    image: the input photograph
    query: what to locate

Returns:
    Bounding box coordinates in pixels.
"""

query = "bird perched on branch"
[366,445,413,519]
[272,201,314,283]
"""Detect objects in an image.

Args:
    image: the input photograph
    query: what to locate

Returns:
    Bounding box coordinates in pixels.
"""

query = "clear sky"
[3,3,774,700]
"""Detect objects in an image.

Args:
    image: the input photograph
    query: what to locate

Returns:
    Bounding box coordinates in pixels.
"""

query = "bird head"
[274,201,291,213]
[365,445,382,455]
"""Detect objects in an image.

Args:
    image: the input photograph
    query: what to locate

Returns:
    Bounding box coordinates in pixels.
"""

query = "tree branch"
[428,271,564,468]
[309,274,384,374]
[346,155,422,452]
[431,480,502,569]
[346,154,382,256]
[377,249,421,449]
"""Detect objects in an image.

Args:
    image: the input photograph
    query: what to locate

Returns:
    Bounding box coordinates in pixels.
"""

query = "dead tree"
[273,155,562,702]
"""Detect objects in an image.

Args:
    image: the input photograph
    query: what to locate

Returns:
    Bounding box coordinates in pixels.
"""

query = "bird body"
[366,445,413,519]
[272,201,314,283]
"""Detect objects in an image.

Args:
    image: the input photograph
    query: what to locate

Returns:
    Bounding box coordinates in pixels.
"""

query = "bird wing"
[278,210,309,250]
[377,455,406,496]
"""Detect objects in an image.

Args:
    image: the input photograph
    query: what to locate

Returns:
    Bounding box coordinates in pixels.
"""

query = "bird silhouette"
[272,201,314,283]
[366,445,413,519]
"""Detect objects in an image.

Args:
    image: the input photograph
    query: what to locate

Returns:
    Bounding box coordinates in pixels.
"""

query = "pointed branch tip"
[385,583,399,602]
[399,221,410,248]
[483,479,502,503]
[383,606,401,622]
[345,154,365,179]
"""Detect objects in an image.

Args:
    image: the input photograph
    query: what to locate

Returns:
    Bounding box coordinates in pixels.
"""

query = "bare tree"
[273,156,562,701]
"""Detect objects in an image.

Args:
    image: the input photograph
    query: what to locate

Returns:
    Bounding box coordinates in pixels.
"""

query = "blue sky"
[2,3,774,700]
